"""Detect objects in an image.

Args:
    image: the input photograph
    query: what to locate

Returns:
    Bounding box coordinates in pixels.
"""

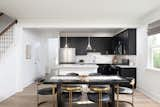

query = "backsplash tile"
[76,53,136,65]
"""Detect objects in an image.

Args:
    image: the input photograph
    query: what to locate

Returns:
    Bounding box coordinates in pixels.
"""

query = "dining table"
[44,75,129,107]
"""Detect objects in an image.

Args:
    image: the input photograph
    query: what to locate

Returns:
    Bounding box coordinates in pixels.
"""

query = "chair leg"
[106,103,109,107]
[116,84,119,107]
[52,86,56,107]
[37,94,39,107]
[99,91,102,107]
[69,91,72,107]
[132,85,135,107]
[132,92,134,107]
[36,83,39,107]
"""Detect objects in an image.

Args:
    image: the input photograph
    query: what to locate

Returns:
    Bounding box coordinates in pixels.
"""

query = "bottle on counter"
[112,55,118,64]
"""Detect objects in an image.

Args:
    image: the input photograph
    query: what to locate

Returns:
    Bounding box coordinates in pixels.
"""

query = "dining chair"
[35,77,57,107]
[87,73,111,107]
[115,77,135,107]
[61,73,82,107]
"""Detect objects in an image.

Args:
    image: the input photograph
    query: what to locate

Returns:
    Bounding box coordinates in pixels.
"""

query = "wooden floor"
[0,84,160,107]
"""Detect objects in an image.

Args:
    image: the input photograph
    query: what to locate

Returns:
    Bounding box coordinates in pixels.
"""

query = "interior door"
[48,38,59,75]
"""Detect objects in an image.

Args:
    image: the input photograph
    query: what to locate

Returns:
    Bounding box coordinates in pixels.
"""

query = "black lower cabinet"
[97,64,137,88]
[97,64,119,75]
[119,68,136,88]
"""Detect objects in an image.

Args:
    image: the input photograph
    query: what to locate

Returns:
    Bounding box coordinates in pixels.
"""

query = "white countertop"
[59,64,98,68]
[58,64,136,68]
[58,64,98,75]
[116,65,136,68]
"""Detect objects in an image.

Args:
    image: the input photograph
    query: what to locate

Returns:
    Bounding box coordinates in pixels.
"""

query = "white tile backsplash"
[76,53,114,64]
[76,53,136,65]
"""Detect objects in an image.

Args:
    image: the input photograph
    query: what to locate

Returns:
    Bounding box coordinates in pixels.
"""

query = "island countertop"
[58,64,98,75]
[116,65,136,68]
[59,64,98,68]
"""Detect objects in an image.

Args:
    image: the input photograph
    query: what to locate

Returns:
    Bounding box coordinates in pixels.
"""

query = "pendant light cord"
[88,35,90,44]
[65,32,68,48]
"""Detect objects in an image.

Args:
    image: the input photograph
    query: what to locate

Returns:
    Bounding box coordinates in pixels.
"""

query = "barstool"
[115,77,135,107]
[87,73,111,107]
[62,86,82,107]
[87,85,111,107]
[35,77,57,107]
[62,73,82,107]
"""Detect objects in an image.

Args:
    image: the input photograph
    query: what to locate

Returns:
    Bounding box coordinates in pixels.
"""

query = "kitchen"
[41,28,137,107]
[18,27,137,107]
[47,28,137,87]
[1,0,160,107]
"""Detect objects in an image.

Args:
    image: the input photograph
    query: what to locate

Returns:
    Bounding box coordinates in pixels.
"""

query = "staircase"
[0,12,17,59]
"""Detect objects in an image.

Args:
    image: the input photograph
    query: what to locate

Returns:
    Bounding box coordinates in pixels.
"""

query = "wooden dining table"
[44,75,129,107]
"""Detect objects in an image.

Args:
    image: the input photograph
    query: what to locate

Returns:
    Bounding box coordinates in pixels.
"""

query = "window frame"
[148,34,160,70]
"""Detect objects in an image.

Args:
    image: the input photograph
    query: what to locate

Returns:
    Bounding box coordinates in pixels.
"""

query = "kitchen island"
[58,64,98,75]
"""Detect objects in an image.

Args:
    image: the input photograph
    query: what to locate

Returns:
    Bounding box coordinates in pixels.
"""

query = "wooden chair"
[115,77,135,107]
[61,73,82,107]
[35,77,57,107]
[87,73,111,107]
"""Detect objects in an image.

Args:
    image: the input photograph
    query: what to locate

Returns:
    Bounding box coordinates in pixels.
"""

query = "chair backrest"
[35,77,45,83]
[88,73,111,90]
[66,73,79,76]
[62,73,81,88]
[89,73,102,76]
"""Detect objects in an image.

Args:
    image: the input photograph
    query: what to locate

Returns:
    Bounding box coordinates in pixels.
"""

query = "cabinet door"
[92,37,113,54]
[112,35,122,55]
[120,68,136,88]
[60,37,88,55]
[118,29,136,55]
[112,36,117,54]
[70,37,88,55]
[117,34,123,55]
[121,30,129,55]
[128,29,136,55]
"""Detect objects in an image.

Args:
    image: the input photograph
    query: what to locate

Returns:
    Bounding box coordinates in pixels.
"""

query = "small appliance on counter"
[78,59,85,64]
[112,55,130,65]
[121,59,129,65]
[59,48,76,64]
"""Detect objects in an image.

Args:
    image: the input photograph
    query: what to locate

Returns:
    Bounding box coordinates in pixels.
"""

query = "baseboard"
[16,88,23,93]
[0,80,34,102]
[137,87,160,103]
[21,80,34,91]
[0,90,16,102]
[23,80,34,88]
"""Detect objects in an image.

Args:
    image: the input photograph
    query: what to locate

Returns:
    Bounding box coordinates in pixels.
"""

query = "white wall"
[0,27,18,101]
[18,28,60,90]
[136,8,160,103]
[19,29,49,89]
[0,47,17,101]
[0,24,61,102]
[0,24,53,102]
[48,38,59,75]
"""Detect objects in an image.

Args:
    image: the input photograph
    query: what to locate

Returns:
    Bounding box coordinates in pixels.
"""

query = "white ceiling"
[0,0,160,24]
[24,28,124,37]
[25,28,123,33]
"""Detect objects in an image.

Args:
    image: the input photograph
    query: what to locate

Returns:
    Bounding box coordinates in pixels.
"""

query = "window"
[148,34,160,69]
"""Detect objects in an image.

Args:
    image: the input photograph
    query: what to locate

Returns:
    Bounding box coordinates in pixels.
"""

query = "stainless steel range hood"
[59,48,76,64]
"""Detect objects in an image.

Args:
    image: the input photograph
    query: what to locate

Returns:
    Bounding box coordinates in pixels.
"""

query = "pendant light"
[64,32,69,48]
[86,35,92,51]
